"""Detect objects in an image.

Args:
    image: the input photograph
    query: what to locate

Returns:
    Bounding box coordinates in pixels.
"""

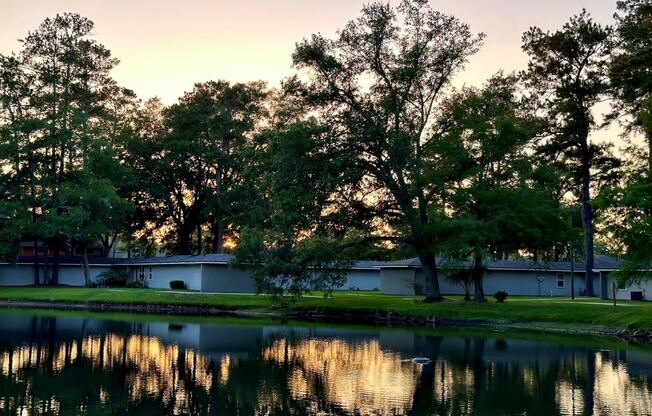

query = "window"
[556,273,565,288]
[149,267,153,280]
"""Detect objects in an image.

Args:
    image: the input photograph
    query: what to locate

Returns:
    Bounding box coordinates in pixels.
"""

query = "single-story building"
[0,253,647,300]
[0,254,384,293]
[379,255,634,300]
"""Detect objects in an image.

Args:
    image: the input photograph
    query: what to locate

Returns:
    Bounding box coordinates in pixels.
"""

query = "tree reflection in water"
[0,313,651,415]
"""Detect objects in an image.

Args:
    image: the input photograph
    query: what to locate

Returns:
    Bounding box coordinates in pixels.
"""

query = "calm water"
[1,310,652,415]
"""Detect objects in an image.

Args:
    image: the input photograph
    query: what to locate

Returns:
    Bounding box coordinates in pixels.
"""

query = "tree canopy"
[0,3,648,297]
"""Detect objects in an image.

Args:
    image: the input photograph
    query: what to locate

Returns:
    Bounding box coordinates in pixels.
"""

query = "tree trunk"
[197,223,203,255]
[212,219,223,254]
[51,245,59,285]
[420,253,442,302]
[580,147,595,297]
[33,243,40,286]
[43,241,50,285]
[80,246,91,287]
[178,226,193,255]
[472,253,486,302]
[101,235,114,257]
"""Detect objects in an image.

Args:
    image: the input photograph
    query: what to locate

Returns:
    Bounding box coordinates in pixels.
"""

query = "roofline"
[2,260,621,272]
[2,261,114,267]
[120,261,228,266]
[380,265,621,272]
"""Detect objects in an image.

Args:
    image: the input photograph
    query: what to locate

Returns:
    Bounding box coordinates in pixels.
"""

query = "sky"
[0,0,617,105]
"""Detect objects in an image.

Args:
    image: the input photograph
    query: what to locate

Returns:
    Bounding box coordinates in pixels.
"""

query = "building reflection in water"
[0,314,651,415]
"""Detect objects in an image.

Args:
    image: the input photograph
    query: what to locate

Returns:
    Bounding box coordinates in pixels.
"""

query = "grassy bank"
[0,287,651,332]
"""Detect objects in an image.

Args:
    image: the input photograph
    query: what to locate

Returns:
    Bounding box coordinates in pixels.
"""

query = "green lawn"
[0,287,651,331]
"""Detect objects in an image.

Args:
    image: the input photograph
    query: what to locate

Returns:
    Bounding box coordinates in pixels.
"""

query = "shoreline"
[1,299,648,343]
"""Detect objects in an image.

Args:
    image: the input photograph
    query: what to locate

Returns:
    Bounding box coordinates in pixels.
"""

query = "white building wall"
[58,265,111,286]
[0,263,111,286]
[135,264,203,290]
[0,264,35,285]
[380,268,417,295]
[340,269,381,291]
[482,270,582,297]
[381,268,591,297]
[201,264,256,293]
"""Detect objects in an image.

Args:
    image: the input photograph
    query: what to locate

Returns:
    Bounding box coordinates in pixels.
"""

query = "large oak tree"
[292,0,484,301]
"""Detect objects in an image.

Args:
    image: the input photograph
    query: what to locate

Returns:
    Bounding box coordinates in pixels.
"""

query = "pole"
[613,281,617,307]
[570,243,575,301]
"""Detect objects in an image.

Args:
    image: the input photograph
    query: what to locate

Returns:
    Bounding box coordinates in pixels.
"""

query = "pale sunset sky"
[1,0,616,105]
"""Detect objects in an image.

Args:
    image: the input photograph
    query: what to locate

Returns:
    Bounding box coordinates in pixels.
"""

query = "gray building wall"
[341,269,381,291]
[0,263,110,286]
[381,267,591,297]
[380,268,417,295]
[201,264,256,293]
[481,270,579,297]
[58,265,111,286]
[0,264,36,285]
[134,264,203,290]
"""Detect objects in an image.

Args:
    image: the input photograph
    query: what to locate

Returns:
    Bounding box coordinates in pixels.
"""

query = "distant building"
[0,254,384,293]
[0,253,648,301]
[378,255,631,300]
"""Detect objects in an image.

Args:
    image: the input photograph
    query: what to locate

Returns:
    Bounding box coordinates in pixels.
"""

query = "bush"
[95,269,148,288]
[95,270,129,288]
[126,279,148,289]
[494,290,508,303]
[169,280,186,290]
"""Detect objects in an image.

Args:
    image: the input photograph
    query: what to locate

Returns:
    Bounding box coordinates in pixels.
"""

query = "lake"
[0,309,651,415]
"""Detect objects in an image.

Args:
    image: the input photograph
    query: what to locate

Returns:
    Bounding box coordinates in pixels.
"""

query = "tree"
[445,265,474,301]
[291,0,484,301]
[0,14,134,282]
[58,178,132,286]
[135,81,267,255]
[433,75,567,301]
[601,0,652,282]
[522,10,619,296]
[233,88,350,299]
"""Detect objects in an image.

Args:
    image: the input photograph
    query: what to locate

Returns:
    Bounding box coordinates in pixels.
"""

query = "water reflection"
[0,313,651,415]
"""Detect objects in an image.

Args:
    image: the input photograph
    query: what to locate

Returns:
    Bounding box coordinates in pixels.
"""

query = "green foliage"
[169,280,186,290]
[600,1,652,284]
[95,269,139,288]
[234,112,350,299]
[433,75,569,300]
[522,10,618,296]
[494,291,509,303]
[291,0,485,300]
[0,13,133,270]
[445,266,474,301]
[1,6,647,300]
[611,0,652,128]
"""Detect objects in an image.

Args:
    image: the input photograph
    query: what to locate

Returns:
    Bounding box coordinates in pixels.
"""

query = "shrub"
[494,290,508,303]
[126,279,148,289]
[95,269,148,288]
[95,270,129,288]
[170,280,186,290]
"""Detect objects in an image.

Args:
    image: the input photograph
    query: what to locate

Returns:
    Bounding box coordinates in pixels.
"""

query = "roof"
[7,256,120,266]
[2,254,623,272]
[349,260,386,270]
[118,253,233,266]
[380,255,623,272]
[2,254,387,269]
